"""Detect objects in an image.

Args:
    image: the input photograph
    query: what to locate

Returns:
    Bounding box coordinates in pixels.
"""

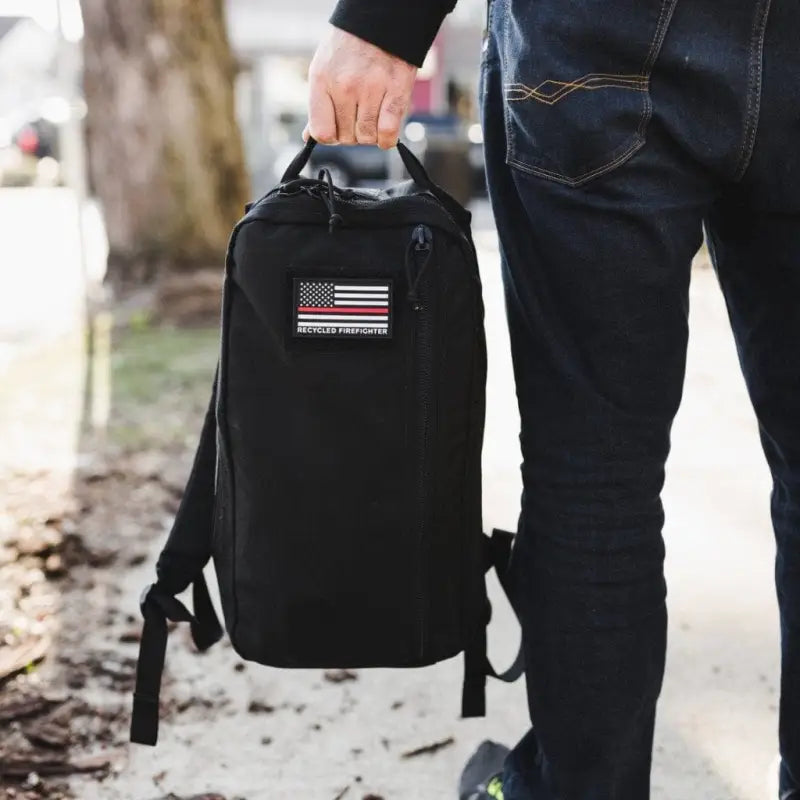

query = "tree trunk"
[80,0,249,320]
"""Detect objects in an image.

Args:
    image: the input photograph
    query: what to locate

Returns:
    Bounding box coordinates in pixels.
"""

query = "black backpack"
[130,140,523,746]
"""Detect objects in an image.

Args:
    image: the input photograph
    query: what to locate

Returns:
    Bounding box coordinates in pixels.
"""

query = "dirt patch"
[0,325,219,798]
[0,460,192,796]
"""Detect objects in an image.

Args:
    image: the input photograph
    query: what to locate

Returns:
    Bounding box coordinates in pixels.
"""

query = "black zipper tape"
[410,225,435,658]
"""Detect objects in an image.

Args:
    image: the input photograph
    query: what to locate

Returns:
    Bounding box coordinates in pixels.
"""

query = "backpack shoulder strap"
[130,370,224,746]
[461,528,525,718]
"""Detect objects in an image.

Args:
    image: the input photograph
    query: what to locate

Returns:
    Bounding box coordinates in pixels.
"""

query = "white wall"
[226,0,487,58]
[226,0,332,57]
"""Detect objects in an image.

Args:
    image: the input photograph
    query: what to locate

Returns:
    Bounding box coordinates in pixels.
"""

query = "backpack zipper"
[409,224,435,658]
[263,184,473,255]
[406,224,434,310]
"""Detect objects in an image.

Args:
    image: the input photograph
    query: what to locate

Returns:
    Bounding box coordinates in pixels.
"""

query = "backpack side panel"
[422,233,487,659]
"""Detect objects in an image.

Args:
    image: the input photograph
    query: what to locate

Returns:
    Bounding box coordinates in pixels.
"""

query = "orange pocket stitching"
[505,73,649,106]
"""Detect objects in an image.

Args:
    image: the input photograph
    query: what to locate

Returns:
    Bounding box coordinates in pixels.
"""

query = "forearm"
[329,0,457,68]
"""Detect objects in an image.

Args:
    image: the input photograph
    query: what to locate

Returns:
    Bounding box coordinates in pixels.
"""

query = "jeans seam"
[502,0,514,171]
[508,136,645,187]
[733,0,772,181]
[636,0,680,142]
[481,0,500,76]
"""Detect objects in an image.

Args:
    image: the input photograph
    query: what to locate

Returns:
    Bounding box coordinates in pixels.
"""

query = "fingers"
[377,92,408,150]
[330,76,358,144]
[312,76,380,146]
[355,90,384,145]
[310,86,408,148]
[308,86,337,144]
[307,27,417,147]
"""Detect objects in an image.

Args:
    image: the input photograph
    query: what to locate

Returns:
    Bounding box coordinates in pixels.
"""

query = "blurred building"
[226,0,485,101]
[225,0,486,188]
[0,3,82,163]
[0,17,58,132]
[0,1,485,191]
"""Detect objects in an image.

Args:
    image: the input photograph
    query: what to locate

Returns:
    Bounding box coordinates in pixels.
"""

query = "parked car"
[0,115,60,187]
[13,117,58,161]
[308,141,387,187]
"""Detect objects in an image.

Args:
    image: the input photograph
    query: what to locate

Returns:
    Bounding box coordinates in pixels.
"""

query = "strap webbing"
[130,373,223,746]
[462,528,525,718]
[130,576,223,745]
[157,372,220,591]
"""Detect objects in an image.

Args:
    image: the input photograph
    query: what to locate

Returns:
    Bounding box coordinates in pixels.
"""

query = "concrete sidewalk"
[0,188,106,357]
[67,206,781,800]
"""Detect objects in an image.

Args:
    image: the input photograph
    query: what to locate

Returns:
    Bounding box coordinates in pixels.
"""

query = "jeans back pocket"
[499,0,678,186]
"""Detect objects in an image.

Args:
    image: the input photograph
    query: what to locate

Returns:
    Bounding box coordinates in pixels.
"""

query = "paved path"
[0,188,105,352]
[2,188,777,798]
[0,188,106,473]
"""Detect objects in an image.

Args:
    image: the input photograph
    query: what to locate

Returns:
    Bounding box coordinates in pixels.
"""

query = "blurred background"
[0,0,486,320]
[0,2,784,800]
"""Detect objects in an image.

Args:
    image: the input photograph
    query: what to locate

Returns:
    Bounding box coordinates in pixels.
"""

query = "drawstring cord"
[318,168,343,233]
[313,173,434,306]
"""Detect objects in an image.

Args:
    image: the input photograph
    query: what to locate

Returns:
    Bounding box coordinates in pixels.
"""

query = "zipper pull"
[414,224,432,252]
[406,225,434,311]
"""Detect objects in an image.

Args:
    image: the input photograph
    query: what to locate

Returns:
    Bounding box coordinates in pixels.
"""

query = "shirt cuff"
[329,0,454,68]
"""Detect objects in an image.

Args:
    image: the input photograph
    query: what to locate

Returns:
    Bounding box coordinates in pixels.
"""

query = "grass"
[0,321,221,467]
[108,325,219,406]
[102,323,220,451]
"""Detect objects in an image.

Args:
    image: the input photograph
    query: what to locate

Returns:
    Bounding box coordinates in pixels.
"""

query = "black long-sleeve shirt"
[330,0,458,68]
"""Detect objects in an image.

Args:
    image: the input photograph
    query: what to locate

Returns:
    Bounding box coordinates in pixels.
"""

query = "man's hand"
[306,26,417,150]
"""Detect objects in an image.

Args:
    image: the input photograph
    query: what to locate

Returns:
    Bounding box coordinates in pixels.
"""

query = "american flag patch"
[292,278,393,339]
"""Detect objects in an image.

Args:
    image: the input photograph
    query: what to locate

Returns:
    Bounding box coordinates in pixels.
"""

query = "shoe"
[459,740,510,800]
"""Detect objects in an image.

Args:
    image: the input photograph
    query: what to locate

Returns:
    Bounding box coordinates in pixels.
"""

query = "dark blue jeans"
[480,0,800,797]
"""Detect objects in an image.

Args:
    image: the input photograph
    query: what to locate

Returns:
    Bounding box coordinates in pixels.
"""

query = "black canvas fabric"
[130,140,523,747]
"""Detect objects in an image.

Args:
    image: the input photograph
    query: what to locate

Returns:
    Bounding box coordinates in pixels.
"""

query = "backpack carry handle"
[280,136,473,231]
[281,136,436,191]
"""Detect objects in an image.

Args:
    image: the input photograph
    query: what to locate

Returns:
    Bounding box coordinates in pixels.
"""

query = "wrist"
[329,0,448,68]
